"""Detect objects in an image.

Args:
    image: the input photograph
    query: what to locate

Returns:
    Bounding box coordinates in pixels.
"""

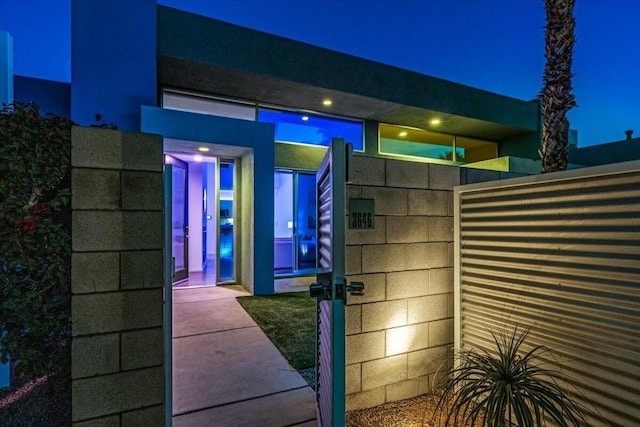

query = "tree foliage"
[540,0,577,173]
[0,102,74,378]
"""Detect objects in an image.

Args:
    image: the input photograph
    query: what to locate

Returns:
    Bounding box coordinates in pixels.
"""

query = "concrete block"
[362,354,407,390]
[448,242,454,266]
[346,363,361,394]
[346,331,385,364]
[429,268,453,294]
[362,244,407,273]
[121,171,162,210]
[408,189,449,216]
[346,304,362,335]
[417,375,432,395]
[362,300,407,332]
[72,168,120,210]
[73,416,120,427]
[346,245,362,275]
[386,323,430,356]
[72,334,119,379]
[429,318,454,347]
[72,289,163,336]
[429,217,453,242]
[406,243,450,270]
[121,131,163,172]
[463,168,500,184]
[448,192,454,216]
[407,345,450,378]
[386,378,420,402]
[72,366,164,422]
[386,159,429,189]
[346,216,385,245]
[386,216,429,243]
[121,250,163,289]
[351,156,385,186]
[361,187,407,215]
[72,127,124,170]
[122,404,164,427]
[408,294,449,324]
[429,164,460,190]
[346,273,385,305]
[386,270,429,300]
[72,252,120,294]
[121,327,163,371]
[346,184,362,201]
[72,211,163,251]
[346,387,385,411]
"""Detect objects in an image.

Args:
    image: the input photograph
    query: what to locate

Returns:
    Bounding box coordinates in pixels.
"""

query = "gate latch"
[336,279,365,303]
[310,281,331,300]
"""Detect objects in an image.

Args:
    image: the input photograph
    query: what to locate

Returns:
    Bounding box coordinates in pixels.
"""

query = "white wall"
[204,162,216,257]
[188,162,203,272]
[274,172,293,238]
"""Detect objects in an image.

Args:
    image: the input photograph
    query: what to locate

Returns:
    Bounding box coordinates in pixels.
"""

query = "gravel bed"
[0,374,71,427]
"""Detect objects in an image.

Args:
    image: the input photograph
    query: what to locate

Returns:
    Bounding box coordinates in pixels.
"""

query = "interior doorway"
[165,149,237,287]
[274,170,317,276]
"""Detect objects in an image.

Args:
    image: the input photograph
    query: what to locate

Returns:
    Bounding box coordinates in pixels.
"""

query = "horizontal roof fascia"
[157,6,539,138]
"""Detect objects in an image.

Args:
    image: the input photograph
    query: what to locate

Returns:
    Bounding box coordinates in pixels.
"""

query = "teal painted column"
[71,0,156,130]
[0,30,12,389]
[0,31,13,106]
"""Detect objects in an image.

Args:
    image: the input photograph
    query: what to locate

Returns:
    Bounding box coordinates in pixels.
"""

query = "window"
[258,108,364,151]
[162,91,255,121]
[379,123,497,164]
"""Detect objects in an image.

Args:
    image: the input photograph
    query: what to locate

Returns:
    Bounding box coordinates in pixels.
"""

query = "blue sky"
[0,0,638,147]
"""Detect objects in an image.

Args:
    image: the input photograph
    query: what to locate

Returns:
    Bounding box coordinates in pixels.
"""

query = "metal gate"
[310,139,363,426]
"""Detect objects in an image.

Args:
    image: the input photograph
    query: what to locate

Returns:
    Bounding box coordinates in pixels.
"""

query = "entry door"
[294,172,317,273]
[314,139,350,427]
[166,155,189,283]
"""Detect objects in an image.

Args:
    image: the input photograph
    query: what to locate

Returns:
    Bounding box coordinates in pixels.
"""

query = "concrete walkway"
[172,285,317,427]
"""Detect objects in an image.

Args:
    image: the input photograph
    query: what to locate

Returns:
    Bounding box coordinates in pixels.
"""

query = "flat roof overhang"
[158,6,539,141]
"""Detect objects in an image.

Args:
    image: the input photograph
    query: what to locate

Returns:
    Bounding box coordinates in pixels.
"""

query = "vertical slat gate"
[455,166,640,426]
[316,163,333,426]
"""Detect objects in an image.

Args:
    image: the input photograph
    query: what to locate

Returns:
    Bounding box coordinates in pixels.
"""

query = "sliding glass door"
[274,170,317,275]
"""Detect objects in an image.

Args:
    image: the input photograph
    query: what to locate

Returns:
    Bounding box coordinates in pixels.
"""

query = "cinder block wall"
[345,157,459,410]
[70,127,165,425]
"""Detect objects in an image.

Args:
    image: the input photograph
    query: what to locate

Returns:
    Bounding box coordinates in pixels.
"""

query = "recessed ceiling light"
[399,131,408,137]
[302,115,309,121]
[198,146,210,152]
[322,99,333,106]
[430,118,441,125]
[194,154,203,162]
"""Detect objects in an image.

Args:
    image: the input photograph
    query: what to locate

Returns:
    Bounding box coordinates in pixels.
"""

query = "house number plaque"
[349,198,375,229]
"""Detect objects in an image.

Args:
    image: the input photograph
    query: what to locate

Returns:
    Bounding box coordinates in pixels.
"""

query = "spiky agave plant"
[432,326,587,426]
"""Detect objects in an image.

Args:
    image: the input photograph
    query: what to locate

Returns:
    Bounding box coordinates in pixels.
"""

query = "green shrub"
[433,326,588,427]
[0,102,74,378]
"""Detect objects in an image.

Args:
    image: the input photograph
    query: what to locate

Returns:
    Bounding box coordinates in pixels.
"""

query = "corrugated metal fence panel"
[317,299,333,427]
[317,167,332,269]
[456,167,640,426]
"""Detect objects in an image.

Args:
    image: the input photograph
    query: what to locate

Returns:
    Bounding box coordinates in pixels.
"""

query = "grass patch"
[237,292,316,371]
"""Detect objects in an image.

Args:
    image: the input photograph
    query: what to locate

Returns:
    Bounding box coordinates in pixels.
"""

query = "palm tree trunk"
[540,0,576,173]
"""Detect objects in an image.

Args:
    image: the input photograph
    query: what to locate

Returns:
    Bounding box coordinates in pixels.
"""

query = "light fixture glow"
[302,115,309,121]
[198,146,210,152]
[322,99,333,106]
[194,154,203,162]
[430,118,441,125]
[398,131,408,137]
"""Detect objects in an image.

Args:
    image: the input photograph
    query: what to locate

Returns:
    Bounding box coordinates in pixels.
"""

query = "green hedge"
[0,102,74,378]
